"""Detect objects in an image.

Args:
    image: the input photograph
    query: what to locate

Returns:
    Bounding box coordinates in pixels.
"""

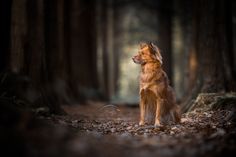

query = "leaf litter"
[32,99,236,157]
[3,94,236,157]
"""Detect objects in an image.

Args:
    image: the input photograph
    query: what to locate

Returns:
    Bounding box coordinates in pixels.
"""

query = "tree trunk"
[44,0,72,105]
[10,0,27,73]
[157,0,173,84]
[95,0,106,99]
[25,0,45,83]
[0,0,12,72]
[68,0,98,101]
[172,0,195,99]
[195,0,234,92]
[182,0,236,112]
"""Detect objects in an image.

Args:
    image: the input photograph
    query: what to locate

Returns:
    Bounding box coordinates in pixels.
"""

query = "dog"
[132,42,180,126]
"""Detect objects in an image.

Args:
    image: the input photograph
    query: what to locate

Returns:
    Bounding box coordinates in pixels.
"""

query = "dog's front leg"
[154,99,163,127]
[139,98,145,125]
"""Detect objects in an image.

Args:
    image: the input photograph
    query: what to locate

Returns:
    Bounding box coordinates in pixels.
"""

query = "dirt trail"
[38,102,236,157]
[3,102,235,157]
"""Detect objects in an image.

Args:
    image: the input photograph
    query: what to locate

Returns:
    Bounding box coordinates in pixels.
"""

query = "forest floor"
[2,99,236,157]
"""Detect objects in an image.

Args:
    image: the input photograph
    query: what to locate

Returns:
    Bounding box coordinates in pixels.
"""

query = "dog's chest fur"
[139,63,165,93]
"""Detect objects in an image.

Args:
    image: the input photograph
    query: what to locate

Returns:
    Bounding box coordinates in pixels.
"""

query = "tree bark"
[182,0,236,112]
[67,0,98,101]
[195,0,234,92]
[157,0,173,84]
[10,0,28,73]
[0,0,12,72]
[25,0,45,83]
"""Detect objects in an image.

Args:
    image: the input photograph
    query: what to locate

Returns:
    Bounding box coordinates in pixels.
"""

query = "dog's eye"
[139,51,144,55]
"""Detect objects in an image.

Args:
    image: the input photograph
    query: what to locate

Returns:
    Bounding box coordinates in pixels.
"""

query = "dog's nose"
[132,56,137,61]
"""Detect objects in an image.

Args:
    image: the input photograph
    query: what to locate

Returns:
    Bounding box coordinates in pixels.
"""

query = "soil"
[1,101,236,157]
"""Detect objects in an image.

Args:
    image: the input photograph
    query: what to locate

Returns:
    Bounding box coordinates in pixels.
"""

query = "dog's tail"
[171,106,181,123]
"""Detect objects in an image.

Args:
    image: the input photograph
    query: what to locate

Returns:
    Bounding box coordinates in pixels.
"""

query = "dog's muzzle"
[132,56,145,64]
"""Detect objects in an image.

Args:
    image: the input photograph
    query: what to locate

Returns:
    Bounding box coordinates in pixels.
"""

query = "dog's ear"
[150,43,163,65]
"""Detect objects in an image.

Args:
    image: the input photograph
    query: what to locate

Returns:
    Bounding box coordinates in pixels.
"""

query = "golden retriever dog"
[132,42,180,126]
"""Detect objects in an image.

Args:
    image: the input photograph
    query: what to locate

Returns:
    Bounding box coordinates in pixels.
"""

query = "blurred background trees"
[0,0,235,113]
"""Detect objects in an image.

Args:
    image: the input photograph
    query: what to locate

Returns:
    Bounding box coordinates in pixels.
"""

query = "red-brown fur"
[132,42,180,126]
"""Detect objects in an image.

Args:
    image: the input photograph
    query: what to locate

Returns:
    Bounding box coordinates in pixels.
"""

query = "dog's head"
[132,42,163,65]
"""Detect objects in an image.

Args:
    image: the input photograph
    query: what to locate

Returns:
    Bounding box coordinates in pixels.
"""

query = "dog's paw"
[154,124,162,128]
[154,120,161,127]
[139,121,145,126]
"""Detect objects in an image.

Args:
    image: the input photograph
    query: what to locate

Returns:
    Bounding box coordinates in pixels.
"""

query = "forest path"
[39,103,236,157]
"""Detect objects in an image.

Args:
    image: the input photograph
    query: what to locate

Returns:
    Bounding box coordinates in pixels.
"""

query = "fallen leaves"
[17,98,236,157]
